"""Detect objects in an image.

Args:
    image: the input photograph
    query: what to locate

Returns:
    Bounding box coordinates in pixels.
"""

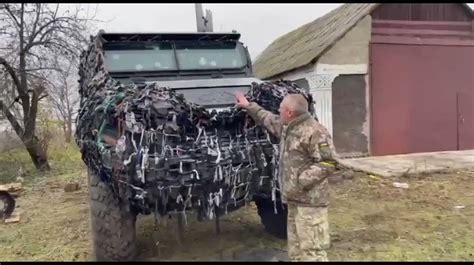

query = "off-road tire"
[254,196,288,239]
[89,172,137,261]
[0,191,15,219]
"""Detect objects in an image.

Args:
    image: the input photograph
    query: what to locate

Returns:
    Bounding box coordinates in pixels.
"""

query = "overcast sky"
[93,3,474,60]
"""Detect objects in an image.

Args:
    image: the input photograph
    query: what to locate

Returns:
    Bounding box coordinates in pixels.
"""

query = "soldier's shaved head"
[279,94,309,124]
[282,94,308,115]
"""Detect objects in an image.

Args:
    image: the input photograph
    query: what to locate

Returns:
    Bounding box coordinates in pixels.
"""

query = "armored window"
[103,42,177,72]
[175,41,247,70]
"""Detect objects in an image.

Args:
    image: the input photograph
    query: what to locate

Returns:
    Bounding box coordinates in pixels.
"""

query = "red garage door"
[370,43,474,155]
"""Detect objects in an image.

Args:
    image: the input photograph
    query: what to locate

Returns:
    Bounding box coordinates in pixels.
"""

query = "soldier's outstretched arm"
[245,102,282,138]
[234,91,282,138]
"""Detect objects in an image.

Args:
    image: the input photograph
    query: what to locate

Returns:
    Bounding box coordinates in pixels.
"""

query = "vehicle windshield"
[103,41,248,72]
[175,41,247,70]
[104,43,177,72]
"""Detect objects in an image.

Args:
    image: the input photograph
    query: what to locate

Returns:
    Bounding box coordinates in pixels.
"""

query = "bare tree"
[0,72,22,120]
[0,4,95,171]
[47,58,80,143]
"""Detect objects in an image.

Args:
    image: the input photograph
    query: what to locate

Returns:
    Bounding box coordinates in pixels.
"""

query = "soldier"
[235,91,337,261]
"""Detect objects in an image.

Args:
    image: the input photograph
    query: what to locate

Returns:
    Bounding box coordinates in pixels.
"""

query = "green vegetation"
[0,138,84,185]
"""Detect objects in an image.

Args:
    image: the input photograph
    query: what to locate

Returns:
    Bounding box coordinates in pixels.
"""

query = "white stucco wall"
[269,15,372,153]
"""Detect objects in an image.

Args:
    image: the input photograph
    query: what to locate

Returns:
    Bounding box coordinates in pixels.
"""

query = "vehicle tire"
[89,171,137,261]
[254,196,287,239]
[0,191,15,219]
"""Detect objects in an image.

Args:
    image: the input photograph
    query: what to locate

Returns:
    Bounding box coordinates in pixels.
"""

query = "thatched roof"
[253,3,474,79]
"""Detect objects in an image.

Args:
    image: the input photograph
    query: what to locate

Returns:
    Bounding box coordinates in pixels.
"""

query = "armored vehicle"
[76,31,314,261]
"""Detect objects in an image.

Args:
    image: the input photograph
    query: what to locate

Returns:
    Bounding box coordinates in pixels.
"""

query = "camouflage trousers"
[287,203,330,261]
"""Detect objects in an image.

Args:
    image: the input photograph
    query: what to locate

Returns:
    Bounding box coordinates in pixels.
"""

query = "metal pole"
[195,4,205,32]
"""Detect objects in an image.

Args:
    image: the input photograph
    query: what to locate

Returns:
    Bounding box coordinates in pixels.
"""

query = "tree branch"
[0,99,25,138]
[3,4,21,29]
[0,56,24,96]
[28,3,41,45]
[24,40,49,52]
[38,93,48,101]
[24,83,46,139]
[27,7,73,46]
[19,3,25,51]
[15,66,61,72]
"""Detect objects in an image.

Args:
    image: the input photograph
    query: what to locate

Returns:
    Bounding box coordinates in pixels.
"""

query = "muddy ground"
[1,161,473,261]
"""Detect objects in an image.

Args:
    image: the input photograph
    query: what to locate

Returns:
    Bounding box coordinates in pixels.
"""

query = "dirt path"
[1,170,473,261]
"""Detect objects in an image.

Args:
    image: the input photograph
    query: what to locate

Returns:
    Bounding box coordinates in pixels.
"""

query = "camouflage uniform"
[246,102,336,261]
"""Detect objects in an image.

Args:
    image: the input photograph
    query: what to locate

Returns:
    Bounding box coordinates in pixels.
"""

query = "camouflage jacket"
[246,102,337,207]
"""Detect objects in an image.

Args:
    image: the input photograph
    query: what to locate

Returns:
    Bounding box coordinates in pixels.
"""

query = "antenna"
[195,4,213,32]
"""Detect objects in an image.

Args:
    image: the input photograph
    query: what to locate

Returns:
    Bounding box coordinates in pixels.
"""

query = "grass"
[0,142,473,261]
[0,139,88,261]
[328,171,474,261]
[0,139,85,185]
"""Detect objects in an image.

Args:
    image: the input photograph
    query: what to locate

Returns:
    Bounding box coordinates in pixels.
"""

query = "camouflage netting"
[75,35,314,220]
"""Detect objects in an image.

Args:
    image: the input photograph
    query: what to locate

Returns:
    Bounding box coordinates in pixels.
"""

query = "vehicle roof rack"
[100,32,241,42]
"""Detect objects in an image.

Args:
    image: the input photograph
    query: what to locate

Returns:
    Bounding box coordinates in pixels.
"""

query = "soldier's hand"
[234,91,250,109]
